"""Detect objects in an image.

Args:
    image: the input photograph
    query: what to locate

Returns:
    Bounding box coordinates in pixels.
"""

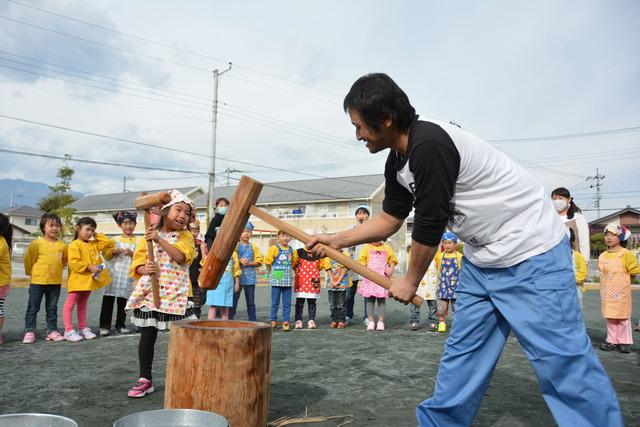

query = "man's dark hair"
[343,73,416,132]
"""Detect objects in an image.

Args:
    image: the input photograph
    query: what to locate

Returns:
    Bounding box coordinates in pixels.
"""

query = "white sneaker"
[64,330,83,342]
[99,328,110,336]
[118,327,131,334]
[80,328,97,340]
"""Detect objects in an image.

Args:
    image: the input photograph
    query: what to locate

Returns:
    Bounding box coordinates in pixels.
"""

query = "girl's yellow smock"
[24,238,67,284]
[67,233,114,292]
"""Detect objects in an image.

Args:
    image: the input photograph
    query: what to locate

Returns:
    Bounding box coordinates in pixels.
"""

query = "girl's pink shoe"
[376,321,385,331]
[22,331,36,344]
[367,320,376,331]
[128,378,154,398]
[307,320,317,329]
[46,331,65,342]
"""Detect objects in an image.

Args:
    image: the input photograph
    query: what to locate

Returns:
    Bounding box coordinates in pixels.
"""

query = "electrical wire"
[0,114,378,187]
[0,63,357,150]
[0,146,368,200]
[3,0,343,97]
[488,126,640,144]
[0,146,208,174]
[0,14,340,104]
[0,50,212,101]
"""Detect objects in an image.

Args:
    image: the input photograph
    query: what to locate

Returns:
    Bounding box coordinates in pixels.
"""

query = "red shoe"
[127,378,154,398]
[337,322,347,329]
[330,322,338,328]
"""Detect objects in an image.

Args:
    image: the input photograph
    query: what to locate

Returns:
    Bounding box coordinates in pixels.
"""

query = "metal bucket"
[0,413,78,427]
[113,409,229,427]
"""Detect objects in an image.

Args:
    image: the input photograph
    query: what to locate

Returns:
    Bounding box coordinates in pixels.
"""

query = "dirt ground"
[0,286,639,427]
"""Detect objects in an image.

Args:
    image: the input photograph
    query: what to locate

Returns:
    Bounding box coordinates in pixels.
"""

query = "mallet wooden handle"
[248,206,423,307]
[136,191,167,308]
[143,211,161,309]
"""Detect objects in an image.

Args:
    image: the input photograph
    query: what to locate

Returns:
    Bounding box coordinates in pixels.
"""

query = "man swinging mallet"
[307,73,622,427]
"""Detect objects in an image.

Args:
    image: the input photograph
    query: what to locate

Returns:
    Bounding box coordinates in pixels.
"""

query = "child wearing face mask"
[204,197,229,249]
[551,187,590,260]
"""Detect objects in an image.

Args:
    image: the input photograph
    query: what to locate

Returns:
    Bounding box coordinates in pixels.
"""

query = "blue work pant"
[417,239,622,427]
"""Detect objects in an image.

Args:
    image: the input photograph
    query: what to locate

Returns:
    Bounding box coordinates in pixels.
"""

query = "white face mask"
[217,206,228,215]
[553,199,568,213]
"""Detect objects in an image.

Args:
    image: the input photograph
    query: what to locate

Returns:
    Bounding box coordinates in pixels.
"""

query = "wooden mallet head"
[198,176,262,289]
[134,191,172,211]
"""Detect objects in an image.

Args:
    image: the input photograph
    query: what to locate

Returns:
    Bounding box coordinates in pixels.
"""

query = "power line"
[0,113,210,158]
[488,126,640,144]
[0,146,357,200]
[0,50,212,102]
[0,15,209,71]
[3,0,343,97]
[0,114,377,187]
[0,146,208,174]
[221,102,353,143]
[497,149,585,179]
[0,63,357,150]
[0,14,340,104]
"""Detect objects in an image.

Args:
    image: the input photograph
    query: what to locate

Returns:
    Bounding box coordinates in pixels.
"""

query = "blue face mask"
[217,206,228,216]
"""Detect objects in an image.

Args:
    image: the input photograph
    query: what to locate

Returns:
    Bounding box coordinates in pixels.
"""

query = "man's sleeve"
[382,154,413,220]
[411,139,460,246]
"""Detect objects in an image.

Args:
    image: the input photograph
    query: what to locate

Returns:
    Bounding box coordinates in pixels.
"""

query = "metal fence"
[10,236,36,263]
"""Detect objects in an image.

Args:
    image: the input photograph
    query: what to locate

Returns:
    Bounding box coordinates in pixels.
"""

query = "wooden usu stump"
[164,320,272,427]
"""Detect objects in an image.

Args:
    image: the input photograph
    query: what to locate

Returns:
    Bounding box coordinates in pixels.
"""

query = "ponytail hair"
[551,187,582,220]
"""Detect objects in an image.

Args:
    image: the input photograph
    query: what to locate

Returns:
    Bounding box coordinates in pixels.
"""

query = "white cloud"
[0,0,638,221]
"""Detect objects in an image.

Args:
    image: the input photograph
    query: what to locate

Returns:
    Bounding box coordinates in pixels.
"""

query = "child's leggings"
[0,297,5,318]
[366,297,385,318]
[606,318,633,345]
[294,298,316,321]
[437,298,456,321]
[139,326,158,380]
[63,291,91,332]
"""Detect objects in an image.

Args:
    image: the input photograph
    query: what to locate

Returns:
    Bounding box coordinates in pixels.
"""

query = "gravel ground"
[0,286,638,426]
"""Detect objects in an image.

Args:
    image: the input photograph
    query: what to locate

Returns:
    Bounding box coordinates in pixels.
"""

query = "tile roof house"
[2,205,45,236]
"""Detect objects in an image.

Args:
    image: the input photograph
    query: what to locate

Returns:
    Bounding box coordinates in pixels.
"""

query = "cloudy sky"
[0,0,638,220]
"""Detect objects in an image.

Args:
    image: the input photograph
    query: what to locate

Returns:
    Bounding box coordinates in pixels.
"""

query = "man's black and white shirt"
[383,117,565,268]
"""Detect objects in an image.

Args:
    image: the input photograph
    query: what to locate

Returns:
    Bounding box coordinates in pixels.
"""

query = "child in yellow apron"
[598,223,640,353]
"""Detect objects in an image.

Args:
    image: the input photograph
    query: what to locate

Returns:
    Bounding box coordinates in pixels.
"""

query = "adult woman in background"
[552,187,591,260]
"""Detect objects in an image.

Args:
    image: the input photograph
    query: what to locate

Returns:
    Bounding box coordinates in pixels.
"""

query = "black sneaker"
[618,344,631,353]
[600,341,618,351]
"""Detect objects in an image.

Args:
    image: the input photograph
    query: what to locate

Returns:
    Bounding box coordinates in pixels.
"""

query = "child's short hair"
[40,213,62,233]
[277,230,289,237]
[74,217,97,239]
[215,197,230,207]
[354,206,370,216]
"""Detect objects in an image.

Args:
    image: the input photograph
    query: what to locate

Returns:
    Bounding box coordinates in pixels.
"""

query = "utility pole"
[123,176,135,193]
[225,168,245,186]
[207,63,233,226]
[587,168,605,218]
